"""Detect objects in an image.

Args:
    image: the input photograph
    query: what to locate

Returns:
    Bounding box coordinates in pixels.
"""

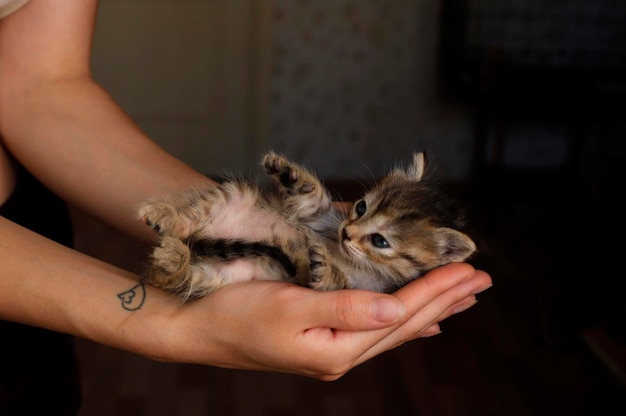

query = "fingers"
[219,264,491,380]
[299,263,488,335]
[393,263,484,314]
[418,323,442,338]
[300,288,406,331]
[397,269,491,331]
[352,265,492,365]
[302,262,482,332]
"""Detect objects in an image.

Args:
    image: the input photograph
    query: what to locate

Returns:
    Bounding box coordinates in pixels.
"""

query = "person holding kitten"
[0,0,492,414]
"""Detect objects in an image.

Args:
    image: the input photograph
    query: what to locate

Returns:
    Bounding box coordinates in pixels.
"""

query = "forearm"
[0,216,180,359]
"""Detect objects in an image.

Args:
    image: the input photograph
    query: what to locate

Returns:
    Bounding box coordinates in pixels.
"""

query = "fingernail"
[372,297,405,323]
[452,299,478,315]
[421,325,442,337]
[472,284,493,295]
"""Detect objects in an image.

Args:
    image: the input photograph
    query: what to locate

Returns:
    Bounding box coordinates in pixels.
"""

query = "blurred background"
[73,0,626,415]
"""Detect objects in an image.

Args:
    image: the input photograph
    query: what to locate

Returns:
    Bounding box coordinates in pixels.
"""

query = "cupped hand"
[166,262,492,381]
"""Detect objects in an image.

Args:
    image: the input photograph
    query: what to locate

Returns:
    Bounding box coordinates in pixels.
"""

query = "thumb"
[307,290,406,331]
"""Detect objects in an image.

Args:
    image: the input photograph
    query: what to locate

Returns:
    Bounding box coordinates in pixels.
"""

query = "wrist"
[106,281,185,361]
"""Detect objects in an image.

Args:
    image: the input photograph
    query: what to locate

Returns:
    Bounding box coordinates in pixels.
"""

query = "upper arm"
[0,0,98,81]
[0,0,211,241]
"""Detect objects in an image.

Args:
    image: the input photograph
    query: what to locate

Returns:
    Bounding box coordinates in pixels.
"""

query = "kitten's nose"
[341,227,349,241]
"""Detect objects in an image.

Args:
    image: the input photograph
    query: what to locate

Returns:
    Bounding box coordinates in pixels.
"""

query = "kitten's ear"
[435,227,476,263]
[407,152,426,181]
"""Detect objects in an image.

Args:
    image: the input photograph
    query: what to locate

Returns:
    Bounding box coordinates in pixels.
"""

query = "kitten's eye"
[370,233,390,248]
[354,200,367,217]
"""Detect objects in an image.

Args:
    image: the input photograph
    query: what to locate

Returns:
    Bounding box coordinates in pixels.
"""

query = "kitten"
[138,151,476,300]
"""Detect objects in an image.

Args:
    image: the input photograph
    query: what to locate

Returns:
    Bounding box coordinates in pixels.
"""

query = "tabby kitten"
[139,151,476,300]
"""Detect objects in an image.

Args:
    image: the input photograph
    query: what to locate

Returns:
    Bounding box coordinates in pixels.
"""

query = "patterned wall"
[268,0,473,180]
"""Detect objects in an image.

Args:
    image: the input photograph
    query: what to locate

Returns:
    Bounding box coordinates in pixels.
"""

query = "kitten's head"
[340,152,476,292]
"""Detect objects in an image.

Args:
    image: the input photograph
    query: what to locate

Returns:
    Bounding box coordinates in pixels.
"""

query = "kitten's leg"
[139,201,187,238]
[262,152,333,223]
[308,244,349,291]
[138,185,218,239]
[146,236,192,294]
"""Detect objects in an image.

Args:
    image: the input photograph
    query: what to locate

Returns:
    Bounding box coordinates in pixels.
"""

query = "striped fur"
[139,151,476,300]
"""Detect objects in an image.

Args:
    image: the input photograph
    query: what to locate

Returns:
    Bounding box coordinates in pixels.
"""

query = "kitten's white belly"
[195,186,295,242]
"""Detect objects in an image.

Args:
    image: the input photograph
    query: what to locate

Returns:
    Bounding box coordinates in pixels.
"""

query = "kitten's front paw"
[308,245,346,291]
[263,152,315,195]
[139,202,186,238]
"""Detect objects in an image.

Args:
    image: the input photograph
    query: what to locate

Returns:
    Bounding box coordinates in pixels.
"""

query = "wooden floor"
[71,171,626,416]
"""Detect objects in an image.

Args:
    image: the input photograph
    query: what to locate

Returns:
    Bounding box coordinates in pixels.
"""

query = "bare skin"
[0,0,492,381]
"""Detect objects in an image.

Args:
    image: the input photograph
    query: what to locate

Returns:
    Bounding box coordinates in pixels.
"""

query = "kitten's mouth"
[340,237,364,260]
[339,225,363,259]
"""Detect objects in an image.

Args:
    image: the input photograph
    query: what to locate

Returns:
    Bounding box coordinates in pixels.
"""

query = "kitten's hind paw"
[263,152,316,195]
[147,236,193,297]
[151,236,191,277]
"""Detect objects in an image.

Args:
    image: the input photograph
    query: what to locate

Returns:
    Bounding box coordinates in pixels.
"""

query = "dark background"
[74,1,626,415]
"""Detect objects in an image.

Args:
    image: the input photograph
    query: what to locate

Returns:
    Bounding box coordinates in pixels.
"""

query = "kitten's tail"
[188,238,296,278]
